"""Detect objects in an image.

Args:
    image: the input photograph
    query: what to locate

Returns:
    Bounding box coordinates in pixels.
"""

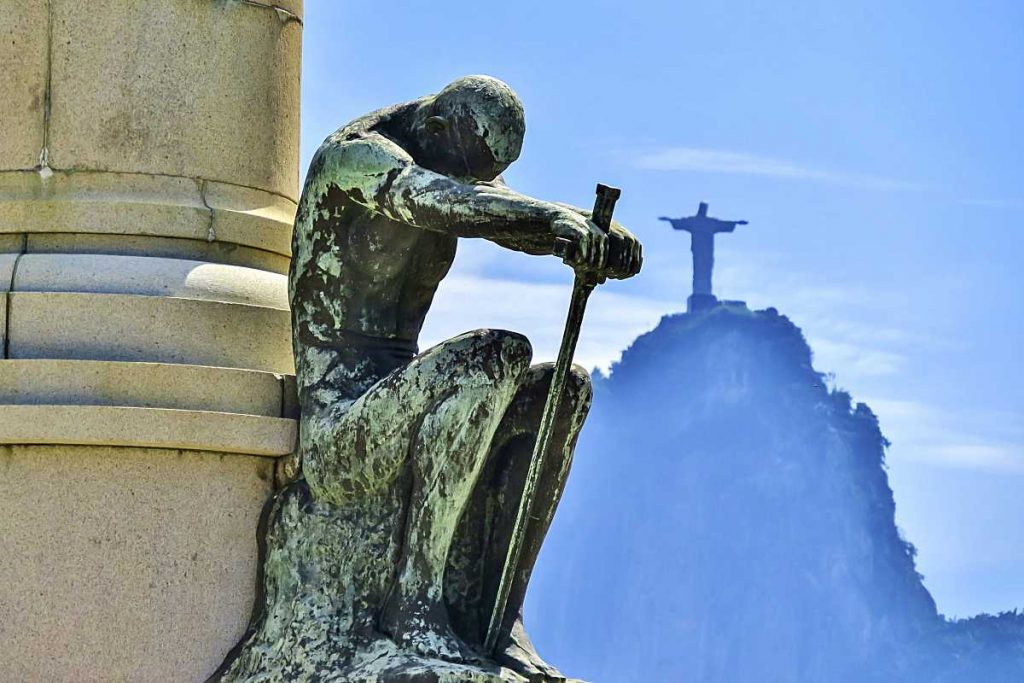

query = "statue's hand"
[606,220,644,280]
[551,211,609,272]
[552,208,643,280]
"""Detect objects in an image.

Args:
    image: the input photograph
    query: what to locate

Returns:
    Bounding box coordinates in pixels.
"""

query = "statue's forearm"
[390,171,560,255]
[551,201,589,217]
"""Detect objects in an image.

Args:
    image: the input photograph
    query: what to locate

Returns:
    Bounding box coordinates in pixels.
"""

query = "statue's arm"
[716,219,748,233]
[658,216,688,231]
[310,135,567,255]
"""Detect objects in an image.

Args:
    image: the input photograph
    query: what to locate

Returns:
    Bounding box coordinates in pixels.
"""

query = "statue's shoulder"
[297,99,421,227]
[314,100,417,164]
[307,128,412,186]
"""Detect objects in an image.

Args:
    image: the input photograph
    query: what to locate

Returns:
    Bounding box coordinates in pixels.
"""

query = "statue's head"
[413,75,525,182]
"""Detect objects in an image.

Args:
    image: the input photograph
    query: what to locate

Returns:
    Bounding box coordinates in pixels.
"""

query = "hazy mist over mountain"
[525,306,1024,682]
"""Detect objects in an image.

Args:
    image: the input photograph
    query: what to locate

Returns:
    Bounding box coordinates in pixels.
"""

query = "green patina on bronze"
[211,76,642,683]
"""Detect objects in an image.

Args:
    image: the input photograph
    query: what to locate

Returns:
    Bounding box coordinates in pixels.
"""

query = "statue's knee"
[494,330,532,382]
[567,363,594,406]
[454,329,532,388]
[524,362,592,406]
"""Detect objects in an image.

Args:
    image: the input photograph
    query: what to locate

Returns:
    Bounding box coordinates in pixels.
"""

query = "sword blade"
[484,182,619,655]
[484,274,594,654]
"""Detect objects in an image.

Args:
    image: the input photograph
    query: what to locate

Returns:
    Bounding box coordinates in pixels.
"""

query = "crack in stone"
[238,0,302,25]
[4,236,28,360]
[198,178,217,242]
[37,0,53,179]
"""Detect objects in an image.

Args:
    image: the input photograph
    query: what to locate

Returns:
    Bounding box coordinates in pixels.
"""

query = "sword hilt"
[553,183,621,269]
[591,182,621,231]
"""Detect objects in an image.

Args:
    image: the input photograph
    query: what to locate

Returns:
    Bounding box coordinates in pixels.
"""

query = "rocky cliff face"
[527,307,1024,682]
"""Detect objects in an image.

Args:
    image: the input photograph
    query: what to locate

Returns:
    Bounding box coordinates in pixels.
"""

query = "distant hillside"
[526,306,1024,682]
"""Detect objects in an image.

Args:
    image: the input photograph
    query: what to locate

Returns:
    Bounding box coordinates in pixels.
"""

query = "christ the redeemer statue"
[660,202,747,312]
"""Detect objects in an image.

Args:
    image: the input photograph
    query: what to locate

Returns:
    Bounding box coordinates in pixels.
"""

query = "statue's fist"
[550,211,643,281]
[551,212,609,271]
[605,221,643,280]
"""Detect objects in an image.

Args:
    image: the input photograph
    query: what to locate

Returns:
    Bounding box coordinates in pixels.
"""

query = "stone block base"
[687,293,719,312]
[0,444,275,682]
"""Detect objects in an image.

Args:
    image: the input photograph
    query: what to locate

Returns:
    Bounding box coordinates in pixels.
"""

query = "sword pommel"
[591,183,621,233]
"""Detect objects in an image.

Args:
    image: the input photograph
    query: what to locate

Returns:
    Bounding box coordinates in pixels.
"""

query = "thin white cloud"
[421,273,676,374]
[866,397,1024,475]
[865,398,935,423]
[633,146,921,191]
[714,258,920,380]
[806,337,905,377]
[929,443,1024,473]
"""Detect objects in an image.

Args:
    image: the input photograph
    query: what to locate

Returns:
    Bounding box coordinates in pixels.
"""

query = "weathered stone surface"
[0,169,209,238]
[8,291,293,373]
[13,253,288,308]
[48,0,301,200]
[262,0,304,20]
[0,0,300,268]
[0,235,26,253]
[0,253,18,353]
[205,179,299,257]
[25,232,291,274]
[0,171,296,257]
[0,0,47,171]
[0,359,286,416]
[0,3,302,682]
[0,405,296,455]
[0,444,274,682]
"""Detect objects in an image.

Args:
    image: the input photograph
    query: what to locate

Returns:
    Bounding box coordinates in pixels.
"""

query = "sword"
[484,183,621,655]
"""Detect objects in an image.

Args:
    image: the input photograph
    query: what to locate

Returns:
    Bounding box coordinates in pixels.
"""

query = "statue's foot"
[496,618,565,682]
[380,595,483,666]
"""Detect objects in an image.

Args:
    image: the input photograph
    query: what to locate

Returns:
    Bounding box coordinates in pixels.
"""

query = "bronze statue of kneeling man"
[213,75,643,683]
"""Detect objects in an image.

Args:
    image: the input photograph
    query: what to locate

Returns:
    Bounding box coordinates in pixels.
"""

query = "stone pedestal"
[0,1,302,680]
[687,293,719,313]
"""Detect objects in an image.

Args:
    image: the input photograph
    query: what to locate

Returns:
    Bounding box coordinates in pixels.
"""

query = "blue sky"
[301,1,1024,619]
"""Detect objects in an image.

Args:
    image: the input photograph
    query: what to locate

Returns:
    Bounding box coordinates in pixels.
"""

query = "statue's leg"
[447,362,592,678]
[359,329,533,663]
